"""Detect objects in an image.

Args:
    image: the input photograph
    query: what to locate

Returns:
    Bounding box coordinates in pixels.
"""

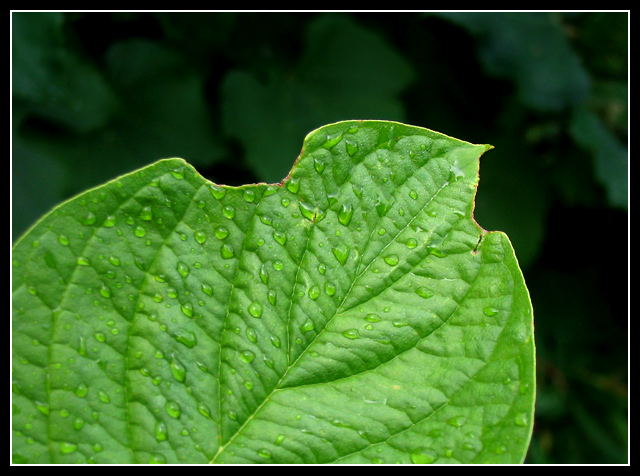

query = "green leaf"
[12,120,535,464]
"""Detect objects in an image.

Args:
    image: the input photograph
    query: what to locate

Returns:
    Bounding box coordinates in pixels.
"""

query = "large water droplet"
[248,302,263,318]
[240,350,255,363]
[323,131,343,149]
[201,283,214,296]
[195,230,207,244]
[223,205,235,219]
[215,227,229,239]
[384,254,399,266]
[221,244,235,259]
[338,203,353,226]
[170,355,187,382]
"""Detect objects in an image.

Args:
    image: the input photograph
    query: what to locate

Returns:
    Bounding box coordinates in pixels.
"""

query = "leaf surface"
[12,120,535,464]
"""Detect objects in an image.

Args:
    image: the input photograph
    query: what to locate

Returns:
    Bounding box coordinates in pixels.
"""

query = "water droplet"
[406,238,418,249]
[181,302,194,317]
[165,400,181,419]
[201,283,214,296]
[447,415,466,428]
[345,138,358,156]
[100,284,111,298]
[228,410,238,421]
[270,335,281,348]
[243,380,254,390]
[170,167,185,179]
[268,289,277,305]
[215,227,229,239]
[325,282,336,296]
[177,261,190,278]
[246,327,258,343]
[314,157,325,174]
[332,244,349,265]
[411,448,437,464]
[308,285,320,300]
[392,320,408,328]
[240,350,255,364]
[514,413,528,427]
[273,230,287,246]
[209,184,226,199]
[415,287,434,299]
[174,328,197,348]
[248,301,263,318]
[286,177,300,194]
[384,254,399,266]
[198,402,212,419]
[140,206,153,221]
[483,307,499,316]
[149,453,166,464]
[221,244,235,259]
[98,390,110,403]
[155,421,168,441]
[342,329,360,340]
[195,230,207,244]
[281,197,290,207]
[409,190,418,200]
[273,260,284,271]
[104,214,117,227]
[134,225,147,237]
[296,200,314,220]
[223,205,236,219]
[94,331,106,342]
[243,189,256,202]
[73,417,85,430]
[83,212,97,225]
[275,434,286,446]
[58,234,70,246]
[300,319,315,332]
[338,203,353,226]
[364,314,381,323]
[258,448,272,459]
[170,355,187,382]
[75,383,88,398]
[77,256,90,266]
[323,131,343,149]
[59,441,77,454]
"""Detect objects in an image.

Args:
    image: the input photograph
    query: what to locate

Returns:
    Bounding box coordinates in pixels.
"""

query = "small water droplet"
[275,434,286,446]
[94,331,106,342]
[155,421,168,441]
[58,234,70,246]
[99,284,111,298]
[77,256,90,266]
[332,245,349,265]
[223,205,236,219]
[103,214,117,227]
[323,131,343,149]
[243,189,256,202]
[268,289,277,305]
[514,413,528,427]
[300,319,315,332]
[415,287,434,299]
[98,390,110,403]
[281,197,290,207]
[215,227,229,239]
[325,282,336,296]
[384,254,399,266]
[165,400,181,419]
[149,453,166,464]
[345,138,358,156]
[246,327,258,343]
[299,201,317,221]
[181,302,194,317]
[258,448,272,459]
[177,261,190,278]
[83,212,97,225]
[170,167,185,179]
[270,336,281,348]
[201,283,213,296]
[59,441,77,454]
[314,157,325,174]
[406,238,418,249]
[273,260,284,271]
[342,329,360,340]
[411,448,437,464]
[174,328,197,348]
[75,383,88,398]
[134,225,147,237]
[198,402,212,419]
[447,415,466,428]
[483,307,499,316]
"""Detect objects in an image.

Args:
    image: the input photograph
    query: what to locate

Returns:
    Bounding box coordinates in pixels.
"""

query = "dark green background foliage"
[12,12,628,464]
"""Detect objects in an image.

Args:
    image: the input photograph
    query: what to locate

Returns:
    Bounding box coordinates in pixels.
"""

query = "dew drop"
[299,201,317,221]
[243,189,256,202]
[338,203,353,226]
[221,244,235,259]
[83,212,97,225]
[286,177,300,194]
[240,350,255,364]
[165,400,181,419]
[228,410,238,421]
[177,261,190,278]
[384,254,399,266]
[273,260,284,271]
[281,197,290,207]
[342,329,360,340]
[273,230,287,246]
[514,413,528,427]
[258,448,272,459]
[149,453,166,464]
[411,448,437,464]
[170,355,187,382]
[198,402,212,419]
[323,131,343,149]
[364,314,381,323]
[99,284,111,298]
[345,138,358,156]
[223,205,235,219]
[415,287,434,299]
[447,415,466,428]
[155,421,168,441]
[195,230,207,244]
[308,285,320,300]
[140,206,153,221]
[94,332,106,342]
[409,190,418,200]
[59,441,77,454]
[314,157,325,174]
[215,227,229,239]
[325,282,336,296]
[300,319,315,332]
[174,328,197,348]
[58,234,70,246]
[248,301,263,318]
[406,238,418,249]
[275,434,286,446]
[246,327,258,343]
[332,245,349,265]
[209,184,226,199]
[170,167,185,179]
[268,289,277,305]
[134,225,147,237]
[77,257,90,266]
[98,390,110,403]
[75,383,88,398]
[270,336,281,348]
[201,283,213,296]
[483,307,499,316]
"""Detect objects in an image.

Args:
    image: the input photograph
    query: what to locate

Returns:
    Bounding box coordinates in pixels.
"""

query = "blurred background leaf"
[11,11,628,464]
